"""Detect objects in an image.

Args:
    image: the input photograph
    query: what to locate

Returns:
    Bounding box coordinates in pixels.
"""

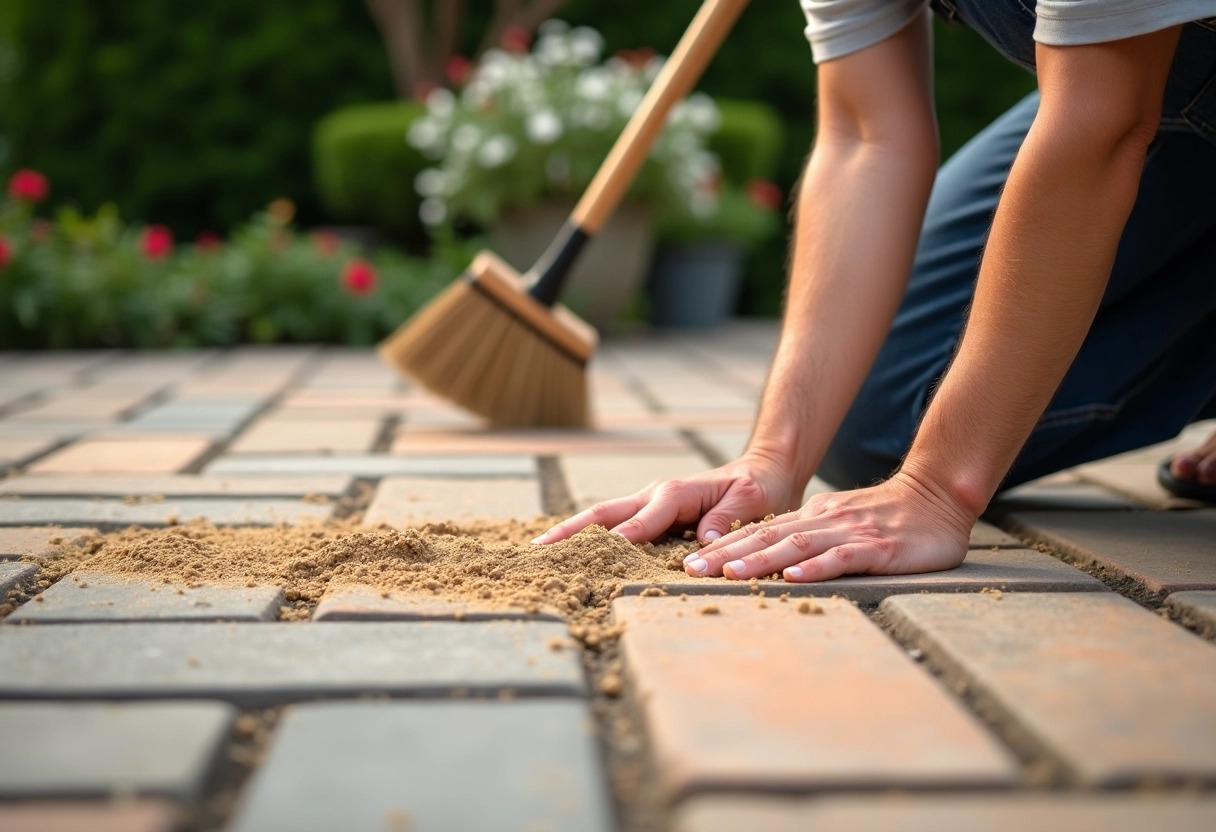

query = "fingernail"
[726,559,746,577]
[683,552,698,564]
[687,557,707,574]
[785,566,803,579]
[530,535,547,545]
[703,530,722,541]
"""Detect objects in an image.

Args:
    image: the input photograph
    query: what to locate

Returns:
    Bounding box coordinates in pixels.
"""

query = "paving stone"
[363,477,544,525]
[1166,590,1216,639]
[0,352,114,385]
[121,399,263,433]
[229,701,611,832]
[882,592,1216,785]
[0,436,59,466]
[622,547,1104,603]
[612,596,1017,799]
[690,428,751,464]
[1000,509,1216,599]
[0,526,95,560]
[205,453,537,478]
[0,498,333,527]
[9,573,284,623]
[7,388,160,422]
[391,427,687,455]
[561,451,709,509]
[0,800,178,832]
[277,392,419,412]
[26,437,213,474]
[0,561,37,595]
[0,621,583,704]
[314,585,562,622]
[0,701,234,798]
[0,386,42,411]
[228,416,383,453]
[990,480,1138,511]
[674,794,1216,832]
[1078,460,1207,510]
[970,520,1022,547]
[0,419,114,439]
[88,352,217,384]
[0,474,352,498]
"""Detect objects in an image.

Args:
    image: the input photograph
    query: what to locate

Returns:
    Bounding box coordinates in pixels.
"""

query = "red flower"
[0,236,10,269]
[446,55,474,87]
[8,169,48,202]
[141,225,174,260]
[616,47,656,70]
[311,230,341,257]
[195,231,222,252]
[502,25,530,53]
[746,180,783,211]
[341,258,377,296]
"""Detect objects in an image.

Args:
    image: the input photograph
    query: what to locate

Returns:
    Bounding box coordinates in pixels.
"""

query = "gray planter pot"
[646,239,744,328]
[490,202,653,331]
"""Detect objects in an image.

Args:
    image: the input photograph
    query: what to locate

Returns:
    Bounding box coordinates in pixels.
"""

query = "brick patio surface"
[1,325,1214,831]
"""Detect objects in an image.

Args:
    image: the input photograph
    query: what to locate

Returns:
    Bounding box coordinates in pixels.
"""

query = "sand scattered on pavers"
[13,519,695,638]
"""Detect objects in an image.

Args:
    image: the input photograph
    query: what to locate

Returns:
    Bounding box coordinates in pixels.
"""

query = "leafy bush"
[710,99,784,185]
[313,101,428,239]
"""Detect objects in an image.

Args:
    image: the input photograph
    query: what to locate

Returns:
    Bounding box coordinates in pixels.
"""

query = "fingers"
[685,521,852,580]
[694,474,775,543]
[783,544,868,582]
[533,495,646,545]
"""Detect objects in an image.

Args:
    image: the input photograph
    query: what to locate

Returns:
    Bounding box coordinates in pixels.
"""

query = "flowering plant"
[407,20,722,228]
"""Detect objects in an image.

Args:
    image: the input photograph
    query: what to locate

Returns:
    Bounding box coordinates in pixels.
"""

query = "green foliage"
[710,99,784,185]
[313,101,428,238]
[656,184,780,249]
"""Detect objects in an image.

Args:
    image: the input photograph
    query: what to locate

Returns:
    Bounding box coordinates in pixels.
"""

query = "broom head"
[379,251,598,428]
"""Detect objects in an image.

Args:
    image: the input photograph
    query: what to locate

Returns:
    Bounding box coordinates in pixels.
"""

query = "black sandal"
[1157,457,1216,503]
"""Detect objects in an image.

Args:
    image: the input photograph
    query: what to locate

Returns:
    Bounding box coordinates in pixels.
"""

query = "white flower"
[617,89,644,117]
[536,36,571,66]
[452,123,482,153]
[644,56,665,81]
[572,102,611,131]
[569,27,604,65]
[527,110,563,144]
[685,92,721,133]
[419,197,448,226]
[477,135,517,168]
[462,80,492,109]
[413,168,448,198]
[406,119,441,150]
[426,87,456,118]
[575,69,611,100]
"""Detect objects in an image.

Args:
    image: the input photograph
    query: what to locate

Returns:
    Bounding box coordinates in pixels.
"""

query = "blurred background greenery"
[0,0,1035,345]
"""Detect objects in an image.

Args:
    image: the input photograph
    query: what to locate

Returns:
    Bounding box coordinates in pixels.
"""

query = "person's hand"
[532,451,798,545]
[684,470,975,582]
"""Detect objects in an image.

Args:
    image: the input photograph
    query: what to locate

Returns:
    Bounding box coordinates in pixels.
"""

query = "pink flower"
[0,236,10,269]
[446,55,474,87]
[311,230,341,257]
[195,231,222,252]
[746,180,783,211]
[502,25,530,53]
[141,225,174,260]
[341,258,377,296]
[8,169,48,202]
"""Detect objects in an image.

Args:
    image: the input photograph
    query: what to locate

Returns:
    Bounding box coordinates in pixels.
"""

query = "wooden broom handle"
[571,0,750,234]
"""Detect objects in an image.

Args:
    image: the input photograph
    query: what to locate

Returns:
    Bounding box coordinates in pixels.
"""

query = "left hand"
[684,471,977,582]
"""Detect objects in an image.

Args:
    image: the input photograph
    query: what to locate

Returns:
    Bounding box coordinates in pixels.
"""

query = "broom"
[379,0,750,427]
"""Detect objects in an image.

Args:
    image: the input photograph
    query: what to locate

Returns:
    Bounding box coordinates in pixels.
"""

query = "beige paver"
[1167,590,1216,639]
[882,592,1216,785]
[8,387,160,422]
[674,795,1216,832]
[1078,460,1207,510]
[0,437,58,465]
[363,477,543,526]
[314,585,562,622]
[0,474,351,498]
[228,417,382,453]
[391,428,687,455]
[1001,509,1216,599]
[0,526,95,560]
[26,437,213,474]
[612,596,1017,799]
[561,451,710,509]
[0,801,178,832]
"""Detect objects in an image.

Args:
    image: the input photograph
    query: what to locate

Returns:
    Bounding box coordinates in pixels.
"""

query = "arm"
[536,17,938,545]
[695,25,1183,582]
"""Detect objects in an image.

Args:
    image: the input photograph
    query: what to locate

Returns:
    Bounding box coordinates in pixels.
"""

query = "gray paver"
[882,592,1216,785]
[991,481,1137,511]
[675,795,1216,832]
[970,520,1022,548]
[205,453,537,477]
[314,585,562,622]
[363,477,544,526]
[1001,509,1216,599]
[0,621,583,704]
[0,526,95,560]
[623,548,1104,603]
[1167,590,1216,639]
[0,437,59,466]
[123,399,262,432]
[0,561,36,595]
[229,701,611,832]
[561,451,709,509]
[8,573,285,623]
[0,474,352,498]
[0,701,234,798]
[0,498,333,527]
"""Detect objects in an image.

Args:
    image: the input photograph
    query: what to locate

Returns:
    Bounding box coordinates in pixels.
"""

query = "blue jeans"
[819,2,1216,491]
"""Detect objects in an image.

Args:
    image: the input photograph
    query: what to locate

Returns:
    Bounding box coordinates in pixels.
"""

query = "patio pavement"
[1,322,1215,831]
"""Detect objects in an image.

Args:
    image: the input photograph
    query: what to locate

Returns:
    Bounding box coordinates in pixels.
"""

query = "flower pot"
[490,202,653,331]
[646,239,744,328]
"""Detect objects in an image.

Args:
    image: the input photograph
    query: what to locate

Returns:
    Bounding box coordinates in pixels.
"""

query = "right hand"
[532,451,800,546]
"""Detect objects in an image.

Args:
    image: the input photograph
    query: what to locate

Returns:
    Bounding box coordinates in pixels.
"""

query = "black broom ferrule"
[527,221,590,307]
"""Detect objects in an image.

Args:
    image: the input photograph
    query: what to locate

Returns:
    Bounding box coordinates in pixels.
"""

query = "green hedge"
[313,101,427,239]
[711,99,784,185]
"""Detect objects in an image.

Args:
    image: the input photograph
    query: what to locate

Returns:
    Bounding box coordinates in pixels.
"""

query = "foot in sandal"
[1159,428,1216,502]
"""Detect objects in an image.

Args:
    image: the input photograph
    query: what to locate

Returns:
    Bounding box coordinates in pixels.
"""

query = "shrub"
[710,99,784,186]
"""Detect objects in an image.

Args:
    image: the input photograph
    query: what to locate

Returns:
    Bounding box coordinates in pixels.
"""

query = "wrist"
[897,451,991,522]
[740,440,811,504]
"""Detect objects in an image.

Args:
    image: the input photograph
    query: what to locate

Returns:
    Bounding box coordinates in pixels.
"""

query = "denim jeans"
[818,1,1216,490]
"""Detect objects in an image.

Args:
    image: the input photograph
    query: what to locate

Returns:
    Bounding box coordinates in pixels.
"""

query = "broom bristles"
[379,254,595,428]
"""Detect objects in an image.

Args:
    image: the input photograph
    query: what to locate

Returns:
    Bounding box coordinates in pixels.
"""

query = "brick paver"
[882,592,1216,785]
[0,561,36,595]
[27,436,213,474]
[229,701,612,832]
[1000,509,1216,599]
[0,526,94,560]
[363,477,544,526]
[0,621,583,704]
[228,417,383,454]
[0,701,234,797]
[314,585,562,622]
[205,453,537,478]
[674,795,1216,832]
[8,387,161,422]
[612,596,1017,799]
[9,573,285,623]
[623,547,1104,603]
[560,451,710,509]
[0,474,352,498]
[391,428,688,455]
[0,497,333,527]
[991,480,1138,511]
[1167,590,1216,639]
[0,801,178,832]
[0,437,58,466]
